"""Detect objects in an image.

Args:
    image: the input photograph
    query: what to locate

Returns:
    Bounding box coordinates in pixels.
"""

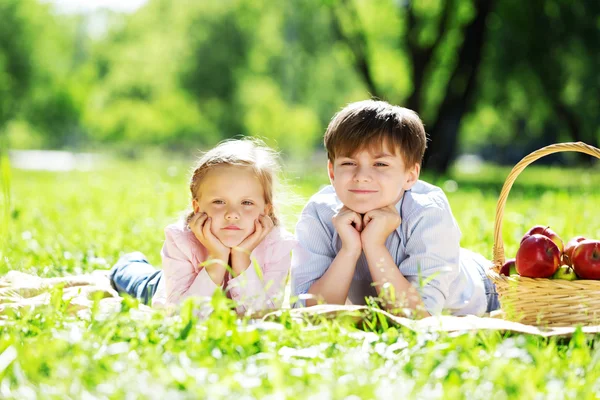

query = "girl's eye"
[242,200,254,206]
[212,200,225,205]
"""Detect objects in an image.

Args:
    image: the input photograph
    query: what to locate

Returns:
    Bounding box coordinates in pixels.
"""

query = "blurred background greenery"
[1,0,600,173]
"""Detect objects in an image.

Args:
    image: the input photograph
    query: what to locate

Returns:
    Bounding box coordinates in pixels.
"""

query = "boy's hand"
[361,205,401,248]
[332,206,363,257]
[189,212,230,261]
[235,215,274,254]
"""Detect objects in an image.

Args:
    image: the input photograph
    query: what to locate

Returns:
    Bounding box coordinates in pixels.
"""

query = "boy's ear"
[327,160,335,183]
[403,163,420,190]
[192,199,200,214]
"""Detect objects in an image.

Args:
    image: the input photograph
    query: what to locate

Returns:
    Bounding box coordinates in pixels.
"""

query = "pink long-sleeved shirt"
[151,222,297,312]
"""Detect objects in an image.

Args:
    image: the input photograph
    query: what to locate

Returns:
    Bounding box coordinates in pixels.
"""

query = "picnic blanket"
[265,305,600,338]
[0,270,144,319]
[1,271,599,338]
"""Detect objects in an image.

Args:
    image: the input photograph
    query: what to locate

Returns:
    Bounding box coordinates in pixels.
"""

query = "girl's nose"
[225,208,240,220]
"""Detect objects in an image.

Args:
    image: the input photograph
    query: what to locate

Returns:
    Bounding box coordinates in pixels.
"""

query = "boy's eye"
[340,162,355,166]
[374,162,388,167]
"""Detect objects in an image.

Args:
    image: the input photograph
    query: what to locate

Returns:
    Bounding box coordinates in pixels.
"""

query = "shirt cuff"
[227,263,263,300]
[419,285,445,316]
[188,267,222,297]
[292,296,306,308]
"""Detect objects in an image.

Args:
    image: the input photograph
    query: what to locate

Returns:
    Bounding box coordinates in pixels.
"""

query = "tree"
[483,0,600,156]
[330,0,495,173]
[0,0,36,136]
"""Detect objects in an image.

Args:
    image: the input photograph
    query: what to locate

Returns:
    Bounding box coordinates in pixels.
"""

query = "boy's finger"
[351,213,363,232]
[363,211,374,226]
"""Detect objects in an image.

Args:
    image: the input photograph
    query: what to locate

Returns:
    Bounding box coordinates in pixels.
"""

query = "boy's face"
[327,143,419,214]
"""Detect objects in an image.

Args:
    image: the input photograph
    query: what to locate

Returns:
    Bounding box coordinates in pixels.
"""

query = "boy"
[291,100,499,317]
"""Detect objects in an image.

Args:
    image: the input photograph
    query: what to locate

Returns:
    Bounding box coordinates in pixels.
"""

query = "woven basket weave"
[486,142,600,327]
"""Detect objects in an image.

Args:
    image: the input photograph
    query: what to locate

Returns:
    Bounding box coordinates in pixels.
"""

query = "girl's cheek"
[242,208,259,217]
[202,204,220,218]
[209,210,224,219]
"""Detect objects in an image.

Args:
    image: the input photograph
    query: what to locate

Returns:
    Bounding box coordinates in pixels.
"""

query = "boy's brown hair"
[324,100,428,168]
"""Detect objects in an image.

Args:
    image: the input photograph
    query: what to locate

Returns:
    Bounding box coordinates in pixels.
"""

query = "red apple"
[499,258,518,276]
[516,234,561,278]
[563,236,587,267]
[571,239,600,279]
[521,225,564,254]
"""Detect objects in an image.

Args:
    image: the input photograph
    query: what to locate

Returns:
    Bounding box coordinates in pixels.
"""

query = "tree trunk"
[423,0,494,174]
[330,2,381,99]
[405,0,454,112]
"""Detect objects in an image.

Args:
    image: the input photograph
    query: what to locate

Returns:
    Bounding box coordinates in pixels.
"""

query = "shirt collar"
[395,189,410,237]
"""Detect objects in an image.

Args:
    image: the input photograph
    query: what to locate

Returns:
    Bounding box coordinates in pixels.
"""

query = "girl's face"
[192,165,269,248]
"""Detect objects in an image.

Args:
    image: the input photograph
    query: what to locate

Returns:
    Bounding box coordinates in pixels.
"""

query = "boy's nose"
[353,167,372,182]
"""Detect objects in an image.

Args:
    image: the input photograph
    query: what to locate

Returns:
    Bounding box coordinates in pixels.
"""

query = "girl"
[109,138,297,313]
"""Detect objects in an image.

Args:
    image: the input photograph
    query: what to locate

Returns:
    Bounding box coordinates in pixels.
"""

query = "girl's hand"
[189,212,230,261]
[230,215,274,277]
[235,215,274,255]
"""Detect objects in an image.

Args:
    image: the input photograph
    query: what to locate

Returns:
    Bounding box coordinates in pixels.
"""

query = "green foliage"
[3,0,600,164]
[0,0,36,130]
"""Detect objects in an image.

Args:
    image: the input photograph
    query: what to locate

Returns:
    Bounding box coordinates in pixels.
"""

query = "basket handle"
[492,141,600,271]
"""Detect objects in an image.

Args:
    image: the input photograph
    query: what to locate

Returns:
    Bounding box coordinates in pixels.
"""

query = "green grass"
[2,154,600,399]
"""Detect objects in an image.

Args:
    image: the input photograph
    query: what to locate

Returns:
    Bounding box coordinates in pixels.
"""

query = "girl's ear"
[403,163,420,190]
[192,199,200,214]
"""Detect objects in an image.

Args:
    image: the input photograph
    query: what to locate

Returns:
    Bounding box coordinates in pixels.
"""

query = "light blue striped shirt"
[291,180,488,316]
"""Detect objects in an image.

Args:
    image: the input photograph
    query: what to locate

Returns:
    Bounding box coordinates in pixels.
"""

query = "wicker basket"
[486,142,600,327]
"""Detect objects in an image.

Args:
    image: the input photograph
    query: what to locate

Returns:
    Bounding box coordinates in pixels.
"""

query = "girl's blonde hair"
[186,138,281,226]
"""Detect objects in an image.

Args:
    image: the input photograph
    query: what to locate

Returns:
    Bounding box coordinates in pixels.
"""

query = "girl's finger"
[260,215,274,230]
[192,212,207,227]
[195,217,209,236]
[254,218,263,235]
[202,217,213,238]
[188,212,200,227]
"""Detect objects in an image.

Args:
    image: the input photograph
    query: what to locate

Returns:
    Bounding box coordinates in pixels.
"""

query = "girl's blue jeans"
[109,252,162,305]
